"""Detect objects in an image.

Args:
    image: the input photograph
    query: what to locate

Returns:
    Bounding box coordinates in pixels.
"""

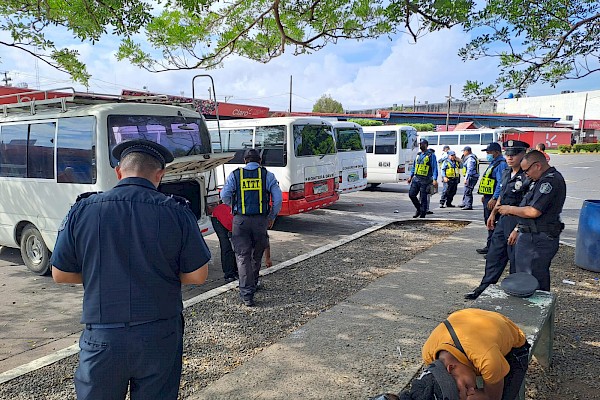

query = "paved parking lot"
[0,153,596,374]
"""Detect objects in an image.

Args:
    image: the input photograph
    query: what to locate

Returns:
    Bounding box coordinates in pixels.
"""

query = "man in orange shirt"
[419,309,530,400]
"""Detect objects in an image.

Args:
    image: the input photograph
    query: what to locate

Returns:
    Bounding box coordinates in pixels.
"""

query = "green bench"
[473,285,556,400]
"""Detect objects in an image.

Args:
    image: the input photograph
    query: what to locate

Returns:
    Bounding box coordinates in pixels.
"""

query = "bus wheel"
[20,224,51,276]
[369,183,381,188]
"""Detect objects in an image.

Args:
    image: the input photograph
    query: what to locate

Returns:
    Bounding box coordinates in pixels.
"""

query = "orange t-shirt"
[422,308,527,384]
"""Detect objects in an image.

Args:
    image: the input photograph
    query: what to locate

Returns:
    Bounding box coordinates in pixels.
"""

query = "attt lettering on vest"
[241,179,262,190]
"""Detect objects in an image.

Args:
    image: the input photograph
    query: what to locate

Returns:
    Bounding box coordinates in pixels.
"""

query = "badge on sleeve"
[58,214,68,232]
[539,182,553,194]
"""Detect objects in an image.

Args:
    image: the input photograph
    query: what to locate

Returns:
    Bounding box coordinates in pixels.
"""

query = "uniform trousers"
[480,215,518,286]
[501,342,531,400]
[408,176,432,216]
[461,176,477,208]
[75,315,183,400]
[440,178,459,206]
[210,216,237,279]
[482,195,497,249]
[231,214,269,301]
[514,232,560,291]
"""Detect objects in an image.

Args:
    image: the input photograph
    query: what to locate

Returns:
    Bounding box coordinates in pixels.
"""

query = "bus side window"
[0,124,28,177]
[28,122,56,179]
[374,131,397,154]
[363,132,374,153]
[255,125,286,167]
[56,117,96,184]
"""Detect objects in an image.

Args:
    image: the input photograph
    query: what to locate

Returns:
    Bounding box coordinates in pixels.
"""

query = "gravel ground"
[0,221,598,399]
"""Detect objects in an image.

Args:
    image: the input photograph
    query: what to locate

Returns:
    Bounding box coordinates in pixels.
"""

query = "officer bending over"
[221,148,282,307]
[465,140,531,300]
[408,138,438,218]
[51,139,211,400]
[498,150,566,291]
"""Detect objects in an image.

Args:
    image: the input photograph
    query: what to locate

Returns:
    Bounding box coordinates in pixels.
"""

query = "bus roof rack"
[0,87,195,117]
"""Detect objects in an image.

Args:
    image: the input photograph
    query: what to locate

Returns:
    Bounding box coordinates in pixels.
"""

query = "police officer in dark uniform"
[51,139,211,400]
[220,148,282,307]
[498,150,566,291]
[408,138,438,218]
[465,140,531,299]
[476,142,508,254]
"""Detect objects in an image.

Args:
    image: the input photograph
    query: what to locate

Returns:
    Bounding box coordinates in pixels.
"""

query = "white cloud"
[1,27,599,112]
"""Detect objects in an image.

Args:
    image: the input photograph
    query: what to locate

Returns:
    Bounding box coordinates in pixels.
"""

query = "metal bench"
[473,285,556,400]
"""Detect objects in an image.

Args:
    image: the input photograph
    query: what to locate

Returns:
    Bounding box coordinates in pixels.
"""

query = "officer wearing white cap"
[220,148,282,306]
[459,146,479,210]
[465,140,531,299]
[51,139,211,399]
[497,150,567,291]
[408,138,438,218]
[476,142,508,255]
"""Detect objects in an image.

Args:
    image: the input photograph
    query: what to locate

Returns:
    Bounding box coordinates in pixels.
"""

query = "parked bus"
[418,129,503,162]
[361,125,419,186]
[0,88,231,275]
[206,117,339,215]
[330,121,367,193]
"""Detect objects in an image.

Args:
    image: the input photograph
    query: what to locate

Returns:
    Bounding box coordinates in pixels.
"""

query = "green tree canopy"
[312,94,344,113]
[348,118,384,126]
[1,0,598,93]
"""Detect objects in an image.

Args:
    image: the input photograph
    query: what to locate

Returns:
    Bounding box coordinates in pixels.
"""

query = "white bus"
[330,121,367,193]
[0,89,231,275]
[361,125,419,186]
[418,129,502,162]
[207,117,339,215]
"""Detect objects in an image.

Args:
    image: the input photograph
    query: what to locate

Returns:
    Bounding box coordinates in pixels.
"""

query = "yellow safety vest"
[477,164,497,195]
[237,167,266,215]
[445,162,460,178]
[461,155,479,176]
[415,154,431,176]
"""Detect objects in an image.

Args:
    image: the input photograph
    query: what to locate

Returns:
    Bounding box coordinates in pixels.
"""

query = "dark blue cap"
[419,138,429,145]
[243,148,261,162]
[484,142,502,152]
[501,272,539,297]
[112,139,174,168]
[448,150,456,156]
[503,140,530,155]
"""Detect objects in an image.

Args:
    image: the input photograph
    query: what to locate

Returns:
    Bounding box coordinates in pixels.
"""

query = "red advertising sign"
[0,86,70,104]
[580,120,600,130]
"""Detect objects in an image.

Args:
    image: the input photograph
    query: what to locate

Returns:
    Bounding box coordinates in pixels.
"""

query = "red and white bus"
[207,117,339,215]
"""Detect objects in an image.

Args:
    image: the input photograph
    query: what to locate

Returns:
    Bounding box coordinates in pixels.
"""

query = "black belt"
[85,319,158,329]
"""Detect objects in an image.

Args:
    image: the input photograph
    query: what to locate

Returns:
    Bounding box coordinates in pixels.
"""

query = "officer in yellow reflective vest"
[221,149,282,307]
[408,138,438,218]
[439,151,461,208]
[476,142,507,254]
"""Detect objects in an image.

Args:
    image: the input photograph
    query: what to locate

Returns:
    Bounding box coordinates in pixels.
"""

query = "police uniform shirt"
[220,161,283,220]
[519,166,566,223]
[51,177,211,324]
[498,168,531,206]
[463,154,479,179]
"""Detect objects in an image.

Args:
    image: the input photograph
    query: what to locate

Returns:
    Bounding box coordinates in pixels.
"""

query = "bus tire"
[369,183,381,188]
[20,224,51,276]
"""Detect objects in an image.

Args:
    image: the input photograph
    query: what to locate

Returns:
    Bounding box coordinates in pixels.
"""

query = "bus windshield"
[293,124,336,157]
[108,115,211,166]
[335,128,364,152]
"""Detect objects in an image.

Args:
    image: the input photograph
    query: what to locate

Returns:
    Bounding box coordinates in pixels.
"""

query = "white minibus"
[330,121,367,193]
[207,117,339,215]
[0,89,231,275]
[361,125,419,186]
[419,129,502,162]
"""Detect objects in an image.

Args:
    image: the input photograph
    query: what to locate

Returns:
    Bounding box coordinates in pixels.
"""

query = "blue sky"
[1,26,599,112]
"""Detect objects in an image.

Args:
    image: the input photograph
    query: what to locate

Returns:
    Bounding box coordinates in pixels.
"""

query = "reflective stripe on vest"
[477,163,497,195]
[461,155,479,176]
[234,167,270,215]
[415,154,431,176]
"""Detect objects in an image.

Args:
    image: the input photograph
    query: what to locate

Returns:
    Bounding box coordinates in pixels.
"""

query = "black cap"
[503,140,530,156]
[419,138,429,145]
[243,148,261,162]
[462,146,472,152]
[484,142,502,152]
[501,272,539,297]
[112,139,174,169]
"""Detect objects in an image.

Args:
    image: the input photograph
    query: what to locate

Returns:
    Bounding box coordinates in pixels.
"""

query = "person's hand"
[433,180,438,188]
[407,176,413,184]
[497,205,511,215]
[464,179,468,185]
[265,257,273,268]
[486,214,496,230]
[487,198,497,210]
[507,229,519,245]
[443,177,448,183]
[268,219,275,229]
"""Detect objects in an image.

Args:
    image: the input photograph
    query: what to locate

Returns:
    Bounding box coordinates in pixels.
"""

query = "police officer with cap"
[221,148,282,307]
[439,150,460,208]
[465,140,531,299]
[408,138,438,218]
[497,150,566,291]
[476,142,508,254]
[51,139,211,399]
[460,146,479,210]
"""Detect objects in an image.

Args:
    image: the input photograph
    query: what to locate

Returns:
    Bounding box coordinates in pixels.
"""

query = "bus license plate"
[348,172,359,182]
[313,183,329,194]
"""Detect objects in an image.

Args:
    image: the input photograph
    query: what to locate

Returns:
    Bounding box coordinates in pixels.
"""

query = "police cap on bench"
[503,140,530,156]
[112,139,174,169]
[501,272,539,297]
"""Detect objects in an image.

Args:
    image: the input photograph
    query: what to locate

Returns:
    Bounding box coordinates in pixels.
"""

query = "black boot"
[464,284,489,300]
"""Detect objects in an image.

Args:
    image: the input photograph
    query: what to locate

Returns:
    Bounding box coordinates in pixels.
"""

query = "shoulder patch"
[169,194,191,208]
[76,191,102,202]
[539,182,553,194]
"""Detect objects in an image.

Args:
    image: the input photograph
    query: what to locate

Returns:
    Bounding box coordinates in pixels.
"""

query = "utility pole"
[289,75,292,113]
[579,93,588,143]
[1,71,12,86]
[445,85,453,132]
[413,96,416,111]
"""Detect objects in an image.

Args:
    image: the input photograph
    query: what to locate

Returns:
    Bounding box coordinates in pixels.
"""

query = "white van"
[330,121,368,193]
[361,125,419,186]
[0,88,231,275]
